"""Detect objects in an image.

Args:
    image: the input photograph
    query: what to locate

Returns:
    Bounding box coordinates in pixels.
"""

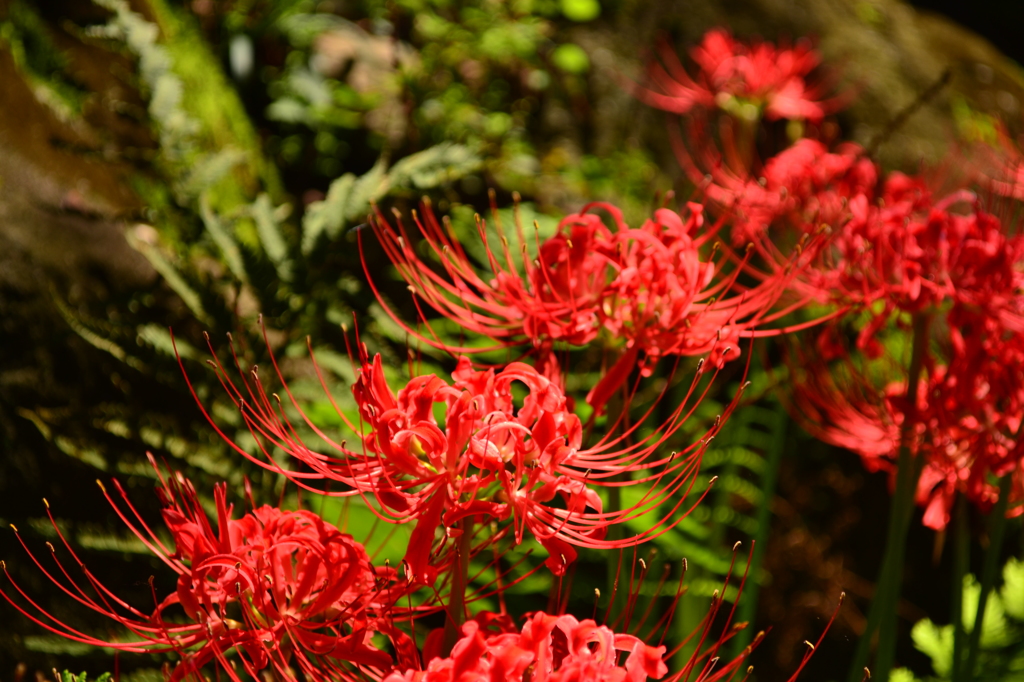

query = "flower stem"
[950,494,969,682]
[442,518,474,656]
[962,473,1011,681]
[848,312,930,682]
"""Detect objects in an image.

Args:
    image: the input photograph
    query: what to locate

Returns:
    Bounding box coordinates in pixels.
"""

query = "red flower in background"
[916,310,1024,528]
[634,29,853,229]
[582,202,822,410]
[728,139,1024,352]
[2,462,412,682]
[808,181,1024,353]
[638,29,836,123]
[718,139,877,244]
[366,199,819,414]
[791,319,1024,530]
[600,203,801,368]
[365,201,623,376]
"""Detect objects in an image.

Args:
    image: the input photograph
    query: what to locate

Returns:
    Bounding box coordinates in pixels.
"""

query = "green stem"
[442,518,474,656]
[951,494,969,682]
[963,473,1012,681]
[848,313,930,682]
[872,452,924,678]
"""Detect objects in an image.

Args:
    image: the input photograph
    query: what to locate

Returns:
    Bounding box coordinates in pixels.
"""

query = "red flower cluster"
[370,203,619,358]
[805,180,1005,321]
[747,138,1024,529]
[383,612,667,682]
[918,324,1024,527]
[192,335,727,579]
[639,29,835,122]
[366,199,816,411]
[2,461,412,682]
[628,33,1024,677]
[381,550,840,682]
[631,25,1024,532]
[792,342,1024,529]
[351,352,602,579]
[720,139,877,244]
[793,303,1024,530]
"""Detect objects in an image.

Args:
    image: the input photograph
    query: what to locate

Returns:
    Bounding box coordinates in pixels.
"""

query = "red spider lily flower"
[790,321,1024,530]
[598,204,807,368]
[1,461,413,682]
[809,181,1024,349]
[364,201,623,380]
[812,175,966,315]
[187,332,734,580]
[732,154,1024,354]
[634,30,852,226]
[349,352,602,580]
[637,29,839,123]
[777,163,1024,529]
[717,139,878,245]
[385,544,842,682]
[583,202,826,411]
[364,199,818,412]
[916,312,1024,528]
[383,611,668,682]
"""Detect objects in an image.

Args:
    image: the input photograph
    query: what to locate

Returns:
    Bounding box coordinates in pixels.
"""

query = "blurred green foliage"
[0,2,90,119]
[249,0,664,216]
[894,558,1024,682]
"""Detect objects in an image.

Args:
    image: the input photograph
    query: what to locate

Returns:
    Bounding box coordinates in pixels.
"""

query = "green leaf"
[178,147,247,200]
[76,531,152,554]
[388,143,482,190]
[552,43,590,73]
[303,172,356,254]
[962,574,1012,647]
[911,618,953,677]
[51,293,144,371]
[251,193,293,281]
[126,226,209,322]
[346,156,390,221]
[707,472,762,506]
[560,0,600,22]
[200,192,247,281]
[56,671,116,682]
[307,348,357,384]
[304,145,480,255]
[316,498,412,566]
[136,324,200,360]
[117,670,163,682]
[25,637,98,656]
[266,97,310,124]
[277,12,350,48]
[446,201,559,276]
[1001,557,1024,620]
[889,669,920,682]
